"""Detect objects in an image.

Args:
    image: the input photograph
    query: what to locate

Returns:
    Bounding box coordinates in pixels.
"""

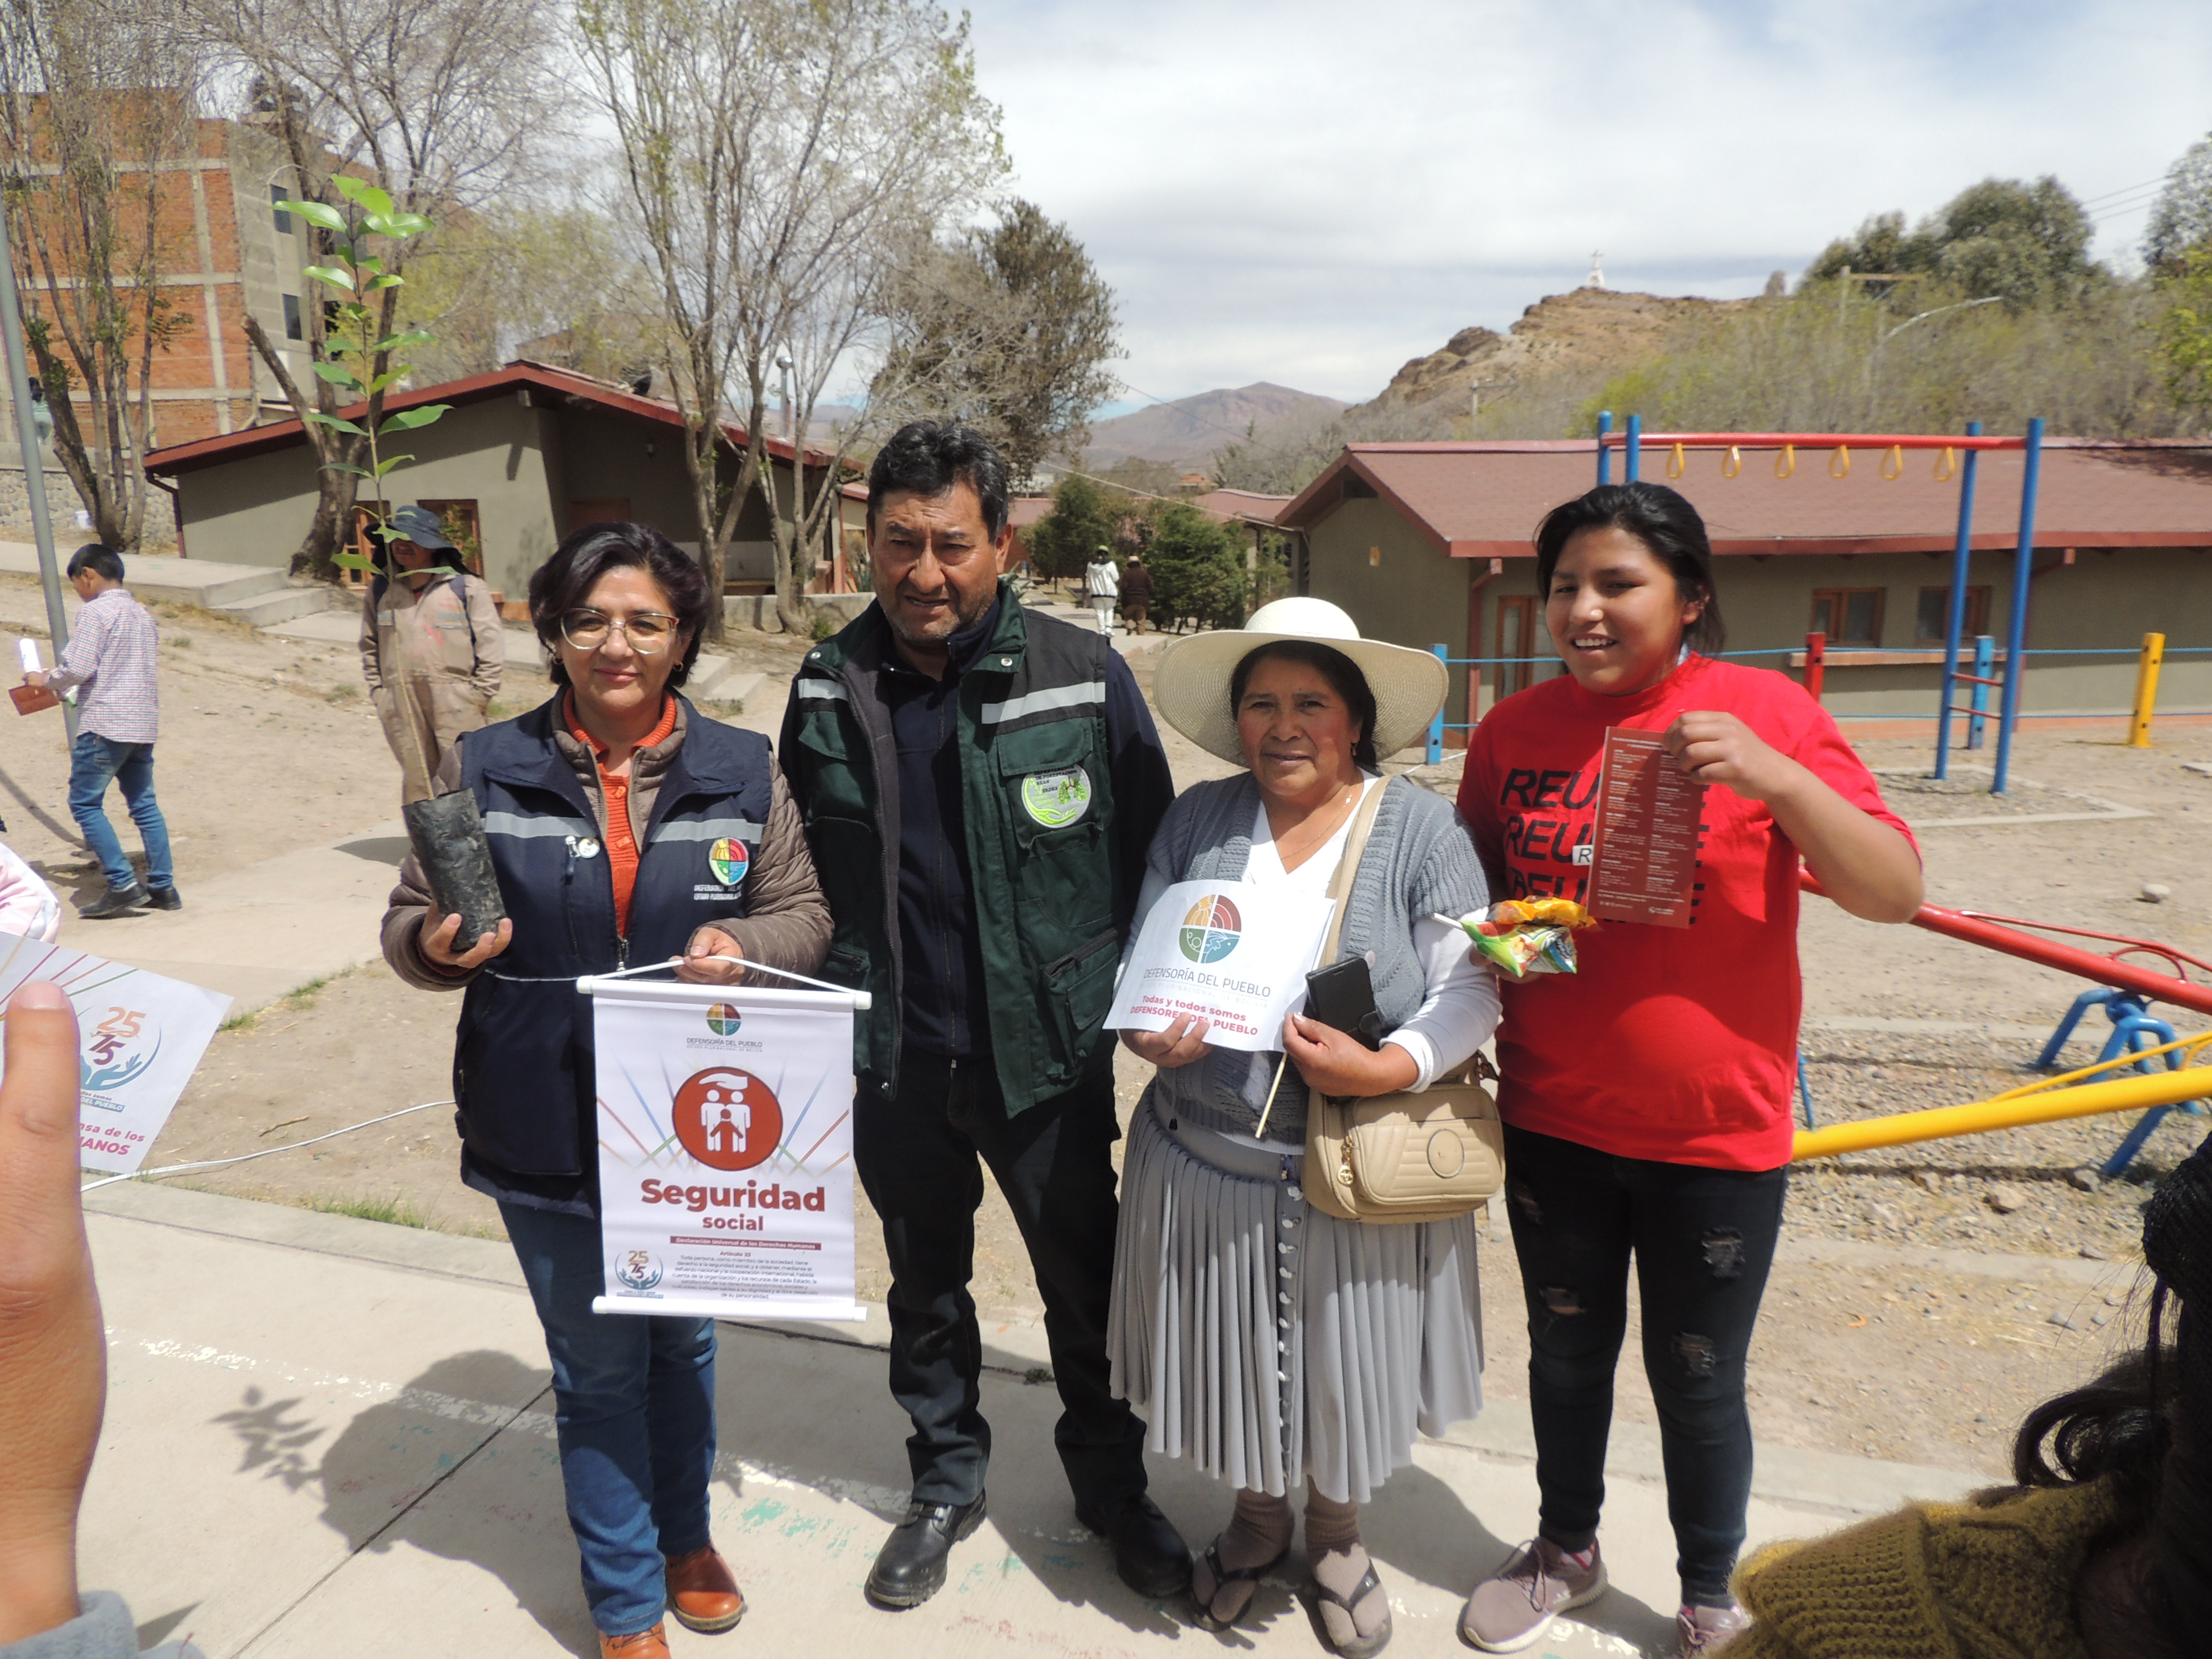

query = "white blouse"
[1131,775,1501,1091]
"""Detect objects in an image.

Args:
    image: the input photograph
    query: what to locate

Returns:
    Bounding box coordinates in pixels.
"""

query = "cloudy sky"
[965,0,2212,411]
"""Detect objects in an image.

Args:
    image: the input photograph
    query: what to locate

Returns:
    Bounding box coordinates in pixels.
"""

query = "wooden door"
[417,498,484,577]
[1495,594,1540,698]
[568,498,632,532]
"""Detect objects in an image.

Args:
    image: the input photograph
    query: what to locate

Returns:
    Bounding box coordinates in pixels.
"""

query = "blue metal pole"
[1992,418,2043,795]
[1427,643,1448,765]
[1933,421,1981,781]
[1596,410,1612,485]
[1969,635,1992,749]
[1625,413,1641,482]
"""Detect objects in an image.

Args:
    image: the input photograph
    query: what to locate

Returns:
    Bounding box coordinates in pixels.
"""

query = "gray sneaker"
[1678,1601,1750,1654]
[1460,1537,1607,1652]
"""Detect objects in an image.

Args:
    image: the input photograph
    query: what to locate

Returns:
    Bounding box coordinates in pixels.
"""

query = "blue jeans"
[500,1202,718,1636]
[67,732,172,894]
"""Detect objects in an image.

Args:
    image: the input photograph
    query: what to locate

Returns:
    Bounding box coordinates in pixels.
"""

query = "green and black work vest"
[782,587,1125,1115]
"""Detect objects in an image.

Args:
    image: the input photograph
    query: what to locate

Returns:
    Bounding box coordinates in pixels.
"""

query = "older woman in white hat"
[1108,599,1500,1656]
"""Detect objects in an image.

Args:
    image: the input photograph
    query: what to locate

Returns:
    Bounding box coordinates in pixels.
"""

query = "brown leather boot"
[664,1543,747,1633]
[598,1623,671,1659]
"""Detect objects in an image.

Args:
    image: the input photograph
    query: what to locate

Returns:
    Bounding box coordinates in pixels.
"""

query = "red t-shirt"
[1456,655,1916,1172]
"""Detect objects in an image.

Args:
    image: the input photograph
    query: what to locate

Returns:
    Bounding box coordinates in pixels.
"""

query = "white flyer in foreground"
[590,980,862,1322]
[0,931,232,1174]
[1103,879,1334,1052]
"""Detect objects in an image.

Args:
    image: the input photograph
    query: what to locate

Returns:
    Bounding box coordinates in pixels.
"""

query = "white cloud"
[970,0,2212,401]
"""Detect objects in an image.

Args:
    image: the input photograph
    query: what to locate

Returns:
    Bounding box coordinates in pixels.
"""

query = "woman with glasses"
[380,521,831,1659]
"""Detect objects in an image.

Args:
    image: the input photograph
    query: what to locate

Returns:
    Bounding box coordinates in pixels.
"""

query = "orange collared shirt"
[564,692,678,938]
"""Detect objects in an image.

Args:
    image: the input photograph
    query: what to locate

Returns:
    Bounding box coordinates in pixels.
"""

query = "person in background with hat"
[1119,552,1154,634]
[361,504,504,805]
[781,421,1190,1613]
[1084,544,1120,637]
[1112,596,1500,1657]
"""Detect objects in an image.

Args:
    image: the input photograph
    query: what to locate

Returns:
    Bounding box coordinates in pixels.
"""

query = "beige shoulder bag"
[1302,781,1505,1225]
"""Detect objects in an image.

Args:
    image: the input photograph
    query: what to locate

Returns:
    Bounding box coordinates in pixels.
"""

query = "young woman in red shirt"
[1454,482,1924,1658]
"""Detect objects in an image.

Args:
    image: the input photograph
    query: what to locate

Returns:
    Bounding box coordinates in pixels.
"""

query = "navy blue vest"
[450,697,776,1178]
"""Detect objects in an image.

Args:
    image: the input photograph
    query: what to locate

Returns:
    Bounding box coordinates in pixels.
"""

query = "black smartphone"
[1304,957,1382,1050]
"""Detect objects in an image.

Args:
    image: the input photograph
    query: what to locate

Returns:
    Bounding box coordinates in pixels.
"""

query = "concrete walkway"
[76,823,411,1013]
[80,1180,1982,1659]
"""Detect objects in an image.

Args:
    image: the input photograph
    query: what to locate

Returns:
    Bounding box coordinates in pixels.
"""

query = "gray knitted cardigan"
[1135,772,1487,1141]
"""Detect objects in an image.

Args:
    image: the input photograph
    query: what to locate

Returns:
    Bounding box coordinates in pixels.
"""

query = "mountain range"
[1083,382,1348,469]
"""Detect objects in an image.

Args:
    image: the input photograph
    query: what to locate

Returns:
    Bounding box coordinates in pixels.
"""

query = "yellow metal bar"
[2128,631,2165,747]
[1792,1062,2212,1161]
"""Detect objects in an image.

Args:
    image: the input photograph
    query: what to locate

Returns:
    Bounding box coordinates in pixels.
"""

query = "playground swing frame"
[1592,411,2045,794]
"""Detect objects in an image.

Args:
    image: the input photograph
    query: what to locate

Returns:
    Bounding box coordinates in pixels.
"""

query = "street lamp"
[776,355,794,446]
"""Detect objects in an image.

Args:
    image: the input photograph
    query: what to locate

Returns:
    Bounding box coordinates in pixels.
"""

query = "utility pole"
[0,205,77,740]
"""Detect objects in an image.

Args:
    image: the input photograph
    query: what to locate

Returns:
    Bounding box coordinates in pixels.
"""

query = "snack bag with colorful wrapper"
[1442,898,1595,979]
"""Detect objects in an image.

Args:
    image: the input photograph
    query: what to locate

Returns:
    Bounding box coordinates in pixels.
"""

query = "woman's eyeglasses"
[559,610,678,653]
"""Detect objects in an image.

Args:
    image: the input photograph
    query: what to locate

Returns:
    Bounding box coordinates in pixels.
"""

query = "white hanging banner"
[1102,879,1334,1053]
[587,977,863,1322]
[0,931,232,1175]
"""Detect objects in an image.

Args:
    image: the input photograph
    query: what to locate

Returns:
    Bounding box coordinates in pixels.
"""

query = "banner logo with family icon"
[587,975,863,1322]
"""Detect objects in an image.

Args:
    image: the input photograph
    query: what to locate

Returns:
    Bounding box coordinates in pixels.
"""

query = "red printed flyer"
[1588,727,1705,927]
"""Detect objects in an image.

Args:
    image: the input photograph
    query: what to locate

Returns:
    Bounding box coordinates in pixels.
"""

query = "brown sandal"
[1312,1556,1391,1658]
[1191,1537,1289,1631]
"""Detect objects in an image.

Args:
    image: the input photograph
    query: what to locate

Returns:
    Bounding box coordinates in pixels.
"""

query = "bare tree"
[875,199,1119,487]
[0,0,204,548]
[188,0,564,575]
[577,0,1003,635]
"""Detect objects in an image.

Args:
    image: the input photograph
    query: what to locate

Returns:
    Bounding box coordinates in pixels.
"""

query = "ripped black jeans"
[1500,1123,1788,1608]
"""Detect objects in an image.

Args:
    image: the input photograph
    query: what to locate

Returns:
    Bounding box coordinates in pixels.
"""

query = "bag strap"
[1316,777,1389,967]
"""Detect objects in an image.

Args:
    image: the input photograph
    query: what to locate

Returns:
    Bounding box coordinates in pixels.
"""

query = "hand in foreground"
[0,983,99,1644]
[675,926,746,986]
[1120,1013,1212,1069]
[1662,710,1799,802]
[419,903,512,971]
[20,669,48,690]
[1282,1011,1417,1099]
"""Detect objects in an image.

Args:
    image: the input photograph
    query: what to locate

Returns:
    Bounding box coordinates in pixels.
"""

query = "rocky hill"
[1353,286,1757,417]
[1086,381,1348,468]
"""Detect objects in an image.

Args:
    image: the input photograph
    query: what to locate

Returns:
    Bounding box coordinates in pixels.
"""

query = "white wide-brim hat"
[1152,597,1450,765]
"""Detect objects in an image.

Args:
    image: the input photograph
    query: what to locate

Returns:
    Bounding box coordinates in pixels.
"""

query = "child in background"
[1454,482,1923,1658]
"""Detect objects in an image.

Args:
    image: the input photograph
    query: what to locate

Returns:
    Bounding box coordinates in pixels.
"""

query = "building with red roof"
[143,360,860,602]
[1273,438,2212,735]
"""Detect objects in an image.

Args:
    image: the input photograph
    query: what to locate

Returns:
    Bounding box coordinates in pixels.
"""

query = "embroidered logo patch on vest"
[1020,766,1093,828]
[707,838,749,886]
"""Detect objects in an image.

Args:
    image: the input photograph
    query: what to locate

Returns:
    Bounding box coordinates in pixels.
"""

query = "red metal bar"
[1803,631,1826,701]
[1801,872,2212,1016]
[1599,432,2027,452]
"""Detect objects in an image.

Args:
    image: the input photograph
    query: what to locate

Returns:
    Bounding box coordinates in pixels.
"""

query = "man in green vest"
[781,422,1187,1611]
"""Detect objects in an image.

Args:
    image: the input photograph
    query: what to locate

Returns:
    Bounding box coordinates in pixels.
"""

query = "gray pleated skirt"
[1107,1087,1485,1505]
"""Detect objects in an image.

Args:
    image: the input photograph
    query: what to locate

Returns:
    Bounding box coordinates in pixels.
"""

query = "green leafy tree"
[275,175,448,573]
[1806,177,2097,309]
[1141,502,1246,632]
[1025,472,1119,583]
[2147,132,2212,273]
[2159,246,2212,427]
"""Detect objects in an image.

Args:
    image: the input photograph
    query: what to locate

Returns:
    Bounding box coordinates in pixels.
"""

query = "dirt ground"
[19,570,2211,1479]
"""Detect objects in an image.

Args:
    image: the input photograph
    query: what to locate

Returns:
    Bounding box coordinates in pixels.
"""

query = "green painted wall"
[1305,496,1472,746]
[173,394,558,597]
[1309,504,2212,727]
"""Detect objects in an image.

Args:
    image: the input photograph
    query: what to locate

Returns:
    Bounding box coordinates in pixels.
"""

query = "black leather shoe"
[865,1494,987,1609]
[1076,1492,1193,1600]
[145,884,182,912]
[80,883,149,919]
